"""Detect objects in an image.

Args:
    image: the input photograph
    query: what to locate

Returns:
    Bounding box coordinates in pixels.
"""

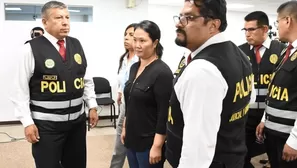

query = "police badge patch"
[45,59,55,68]
[290,52,297,61]
[269,54,278,64]
[74,53,82,64]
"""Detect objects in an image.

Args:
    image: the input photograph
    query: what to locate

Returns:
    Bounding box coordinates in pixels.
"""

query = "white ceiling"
[148,0,291,14]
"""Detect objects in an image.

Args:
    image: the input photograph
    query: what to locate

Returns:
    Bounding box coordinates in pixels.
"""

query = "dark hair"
[117,23,138,74]
[32,27,44,33]
[185,0,227,32]
[277,1,297,21]
[30,27,44,38]
[244,11,269,27]
[135,20,164,58]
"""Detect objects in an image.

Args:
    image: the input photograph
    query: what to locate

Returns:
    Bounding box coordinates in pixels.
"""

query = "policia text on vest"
[41,75,84,93]
[230,74,253,122]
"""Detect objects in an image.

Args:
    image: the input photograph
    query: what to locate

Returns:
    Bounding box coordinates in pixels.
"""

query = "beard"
[175,29,187,47]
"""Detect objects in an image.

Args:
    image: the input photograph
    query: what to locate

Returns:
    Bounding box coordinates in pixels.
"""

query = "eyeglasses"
[241,27,262,33]
[173,15,203,26]
[274,17,287,27]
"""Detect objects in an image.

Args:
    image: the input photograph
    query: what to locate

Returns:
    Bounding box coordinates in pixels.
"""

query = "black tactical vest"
[265,48,297,138]
[29,36,87,123]
[166,41,253,168]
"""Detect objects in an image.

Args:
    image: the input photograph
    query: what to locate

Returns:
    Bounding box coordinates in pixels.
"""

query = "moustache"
[176,29,186,35]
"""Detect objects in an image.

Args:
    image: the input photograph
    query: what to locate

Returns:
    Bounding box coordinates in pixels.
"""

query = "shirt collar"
[43,31,66,46]
[291,39,297,49]
[191,32,228,58]
[123,54,139,63]
[249,37,271,50]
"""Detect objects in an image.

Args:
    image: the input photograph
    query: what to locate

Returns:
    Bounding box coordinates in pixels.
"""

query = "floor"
[0,119,268,168]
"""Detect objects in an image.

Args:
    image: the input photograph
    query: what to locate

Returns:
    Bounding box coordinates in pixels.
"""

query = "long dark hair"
[135,20,163,58]
[117,23,138,74]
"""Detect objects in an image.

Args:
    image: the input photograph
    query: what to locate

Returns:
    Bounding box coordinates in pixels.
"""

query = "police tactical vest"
[29,36,87,122]
[239,40,285,127]
[173,56,186,77]
[166,41,253,168]
[265,48,297,138]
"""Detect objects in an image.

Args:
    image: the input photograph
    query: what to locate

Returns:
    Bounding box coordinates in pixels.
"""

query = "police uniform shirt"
[10,31,97,127]
[249,37,272,58]
[174,32,256,168]
[262,39,297,150]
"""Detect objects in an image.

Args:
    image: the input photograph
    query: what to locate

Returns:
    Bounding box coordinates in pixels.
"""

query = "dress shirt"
[175,32,256,168]
[10,31,97,128]
[249,37,272,58]
[117,54,138,93]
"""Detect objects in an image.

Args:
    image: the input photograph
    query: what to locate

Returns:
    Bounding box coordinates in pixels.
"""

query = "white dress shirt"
[175,32,256,168]
[117,54,138,93]
[250,37,272,58]
[10,32,97,128]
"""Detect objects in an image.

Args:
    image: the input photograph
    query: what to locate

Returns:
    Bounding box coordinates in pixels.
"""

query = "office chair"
[93,77,116,129]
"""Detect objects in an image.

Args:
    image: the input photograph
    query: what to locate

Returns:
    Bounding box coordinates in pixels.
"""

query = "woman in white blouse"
[110,23,139,168]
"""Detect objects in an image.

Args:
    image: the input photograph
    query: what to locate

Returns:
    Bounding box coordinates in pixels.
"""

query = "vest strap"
[249,102,266,109]
[266,105,297,119]
[255,88,268,96]
[31,106,84,122]
[265,120,293,134]
[30,97,83,109]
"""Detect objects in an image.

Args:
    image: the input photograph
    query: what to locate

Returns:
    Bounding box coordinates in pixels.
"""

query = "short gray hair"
[41,1,67,18]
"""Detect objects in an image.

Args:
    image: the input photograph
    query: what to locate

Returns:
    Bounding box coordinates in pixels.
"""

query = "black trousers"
[244,127,266,168]
[265,131,297,168]
[244,108,266,168]
[32,114,87,168]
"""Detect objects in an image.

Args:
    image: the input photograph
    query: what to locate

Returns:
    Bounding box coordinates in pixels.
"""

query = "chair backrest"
[93,77,111,94]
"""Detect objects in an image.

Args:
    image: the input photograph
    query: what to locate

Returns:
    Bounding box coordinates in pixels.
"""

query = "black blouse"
[124,59,173,152]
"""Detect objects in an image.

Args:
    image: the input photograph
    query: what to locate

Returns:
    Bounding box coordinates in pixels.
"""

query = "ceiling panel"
[4,3,93,16]
[148,0,291,14]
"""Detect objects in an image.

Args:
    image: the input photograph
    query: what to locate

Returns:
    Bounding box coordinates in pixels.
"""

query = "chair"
[93,77,116,129]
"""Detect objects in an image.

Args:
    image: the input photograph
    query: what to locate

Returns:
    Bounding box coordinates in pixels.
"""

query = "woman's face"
[133,28,157,59]
[124,27,135,50]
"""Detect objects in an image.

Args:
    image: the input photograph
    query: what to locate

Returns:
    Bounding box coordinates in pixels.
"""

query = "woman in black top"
[121,20,173,168]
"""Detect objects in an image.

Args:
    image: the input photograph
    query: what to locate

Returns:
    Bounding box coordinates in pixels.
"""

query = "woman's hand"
[149,145,162,164]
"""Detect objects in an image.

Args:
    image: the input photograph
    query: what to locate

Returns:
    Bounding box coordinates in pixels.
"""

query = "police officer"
[238,11,286,168]
[166,0,255,168]
[10,1,98,168]
[256,1,297,168]
[25,27,45,44]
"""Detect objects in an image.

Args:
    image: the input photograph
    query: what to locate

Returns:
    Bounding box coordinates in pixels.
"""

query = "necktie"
[57,40,66,60]
[283,43,293,63]
[255,45,262,64]
[187,54,192,64]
